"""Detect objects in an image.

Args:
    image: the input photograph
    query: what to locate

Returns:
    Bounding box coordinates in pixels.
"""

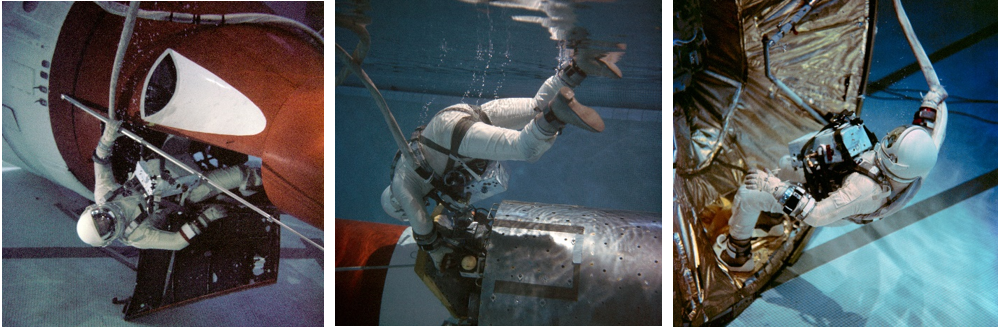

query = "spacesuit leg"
[390,163,453,269]
[458,120,556,163]
[185,165,261,203]
[728,187,785,240]
[390,163,435,237]
[479,75,572,130]
[713,186,784,272]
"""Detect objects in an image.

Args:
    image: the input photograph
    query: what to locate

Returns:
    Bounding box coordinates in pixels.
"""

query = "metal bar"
[60,94,324,252]
[763,36,827,124]
[161,251,176,301]
[334,264,416,271]
[335,43,418,167]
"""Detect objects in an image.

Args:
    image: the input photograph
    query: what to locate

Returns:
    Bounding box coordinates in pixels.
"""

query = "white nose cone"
[141,49,266,136]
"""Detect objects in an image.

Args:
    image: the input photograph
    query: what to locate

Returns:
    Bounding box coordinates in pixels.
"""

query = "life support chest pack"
[787,112,879,199]
[391,105,510,211]
[104,158,198,237]
[787,112,928,224]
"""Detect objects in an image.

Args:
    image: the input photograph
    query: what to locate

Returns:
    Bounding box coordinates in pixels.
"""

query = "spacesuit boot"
[238,166,264,196]
[558,53,624,88]
[415,228,454,271]
[535,86,604,133]
[713,234,753,272]
[427,245,454,271]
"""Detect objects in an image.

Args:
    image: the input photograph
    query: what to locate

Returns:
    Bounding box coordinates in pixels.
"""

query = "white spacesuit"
[715,109,942,272]
[76,120,262,250]
[381,53,622,269]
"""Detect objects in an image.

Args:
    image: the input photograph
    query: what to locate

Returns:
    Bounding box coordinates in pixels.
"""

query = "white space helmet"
[876,125,938,183]
[77,203,124,247]
[381,186,408,221]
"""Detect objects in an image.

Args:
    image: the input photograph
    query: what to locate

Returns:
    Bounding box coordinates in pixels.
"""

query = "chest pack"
[787,112,879,199]
[391,105,510,211]
[105,159,200,237]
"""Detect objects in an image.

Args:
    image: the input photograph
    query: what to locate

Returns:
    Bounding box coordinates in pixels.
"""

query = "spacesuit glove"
[744,169,783,194]
[776,155,805,182]
[100,120,123,145]
[95,120,123,159]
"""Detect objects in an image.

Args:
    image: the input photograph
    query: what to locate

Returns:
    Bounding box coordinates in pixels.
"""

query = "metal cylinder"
[477,201,662,325]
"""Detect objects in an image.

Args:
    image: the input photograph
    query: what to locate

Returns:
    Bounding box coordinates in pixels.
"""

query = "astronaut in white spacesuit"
[76,120,263,250]
[715,106,943,272]
[381,49,623,270]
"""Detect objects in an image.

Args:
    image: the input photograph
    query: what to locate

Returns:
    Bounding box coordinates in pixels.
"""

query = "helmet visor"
[881,126,907,150]
[89,206,118,240]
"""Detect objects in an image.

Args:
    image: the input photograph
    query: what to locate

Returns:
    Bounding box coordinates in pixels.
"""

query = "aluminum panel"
[478,201,661,325]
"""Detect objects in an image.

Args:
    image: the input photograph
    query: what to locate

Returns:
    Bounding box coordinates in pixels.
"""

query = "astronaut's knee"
[735,188,778,210]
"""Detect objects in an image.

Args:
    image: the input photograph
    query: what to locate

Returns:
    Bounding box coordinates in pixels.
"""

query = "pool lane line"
[2,247,324,261]
[867,22,998,93]
[764,168,998,290]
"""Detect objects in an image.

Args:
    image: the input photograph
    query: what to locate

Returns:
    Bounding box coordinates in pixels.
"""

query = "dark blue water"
[334,0,664,225]
[732,0,998,326]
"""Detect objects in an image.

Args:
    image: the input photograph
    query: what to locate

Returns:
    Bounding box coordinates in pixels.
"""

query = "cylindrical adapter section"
[478,201,662,325]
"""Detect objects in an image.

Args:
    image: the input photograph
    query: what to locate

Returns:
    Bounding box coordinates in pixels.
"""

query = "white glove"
[95,120,123,160]
[744,169,784,195]
[776,155,806,183]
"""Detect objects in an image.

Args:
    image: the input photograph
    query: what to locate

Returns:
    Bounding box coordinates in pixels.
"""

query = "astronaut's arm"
[126,225,191,250]
[779,175,885,227]
[92,121,123,204]
[799,194,859,227]
[126,206,227,250]
[92,158,119,204]
[913,94,947,150]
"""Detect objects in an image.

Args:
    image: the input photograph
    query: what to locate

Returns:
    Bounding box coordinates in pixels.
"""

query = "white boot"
[427,245,453,271]
[537,87,605,133]
[713,234,754,272]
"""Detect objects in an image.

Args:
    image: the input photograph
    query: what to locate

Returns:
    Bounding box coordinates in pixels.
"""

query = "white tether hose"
[93,1,323,46]
[108,1,140,121]
[892,0,948,150]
